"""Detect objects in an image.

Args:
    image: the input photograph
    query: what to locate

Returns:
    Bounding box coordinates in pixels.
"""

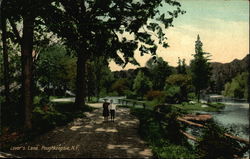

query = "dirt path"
[8,105,152,158]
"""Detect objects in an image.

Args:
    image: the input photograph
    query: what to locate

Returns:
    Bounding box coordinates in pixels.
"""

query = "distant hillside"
[210,54,249,93]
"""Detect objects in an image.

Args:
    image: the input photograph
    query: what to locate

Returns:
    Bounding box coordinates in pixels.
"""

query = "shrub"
[188,92,196,100]
[131,107,196,159]
[154,105,186,144]
[145,90,165,101]
[107,91,119,96]
[153,142,197,159]
[164,85,181,103]
[32,105,67,131]
[197,121,244,159]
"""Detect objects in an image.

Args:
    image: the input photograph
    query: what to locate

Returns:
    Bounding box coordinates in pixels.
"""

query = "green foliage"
[165,74,192,102]
[153,105,188,143]
[190,35,211,101]
[153,143,197,159]
[145,99,164,109]
[42,0,185,68]
[145,90,165,101]
[32,105,67,131]
[111,78,129,96]
[3,0,185,127]
[146,57,172,90]
[188,92,197,100]
[32,102,93,132]
[0,42,21,97]
[86,56,114,98]
[174,102,225,113]
[177,57,187,74]
[0,96,4,104]
[197,121,244,159]
[130,107,196,159]
[166,74,191,87]
[164,85,181,103]
[35,44,76,96]
[133,71,153,98]
[222,72,248,99]
[124,90,137,99]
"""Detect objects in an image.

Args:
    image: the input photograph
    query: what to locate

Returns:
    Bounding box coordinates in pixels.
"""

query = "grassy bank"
[173,102,225,113]
[119,98,225,113]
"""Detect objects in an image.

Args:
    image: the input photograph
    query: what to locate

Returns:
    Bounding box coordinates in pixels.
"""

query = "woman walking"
[103,99,110,122]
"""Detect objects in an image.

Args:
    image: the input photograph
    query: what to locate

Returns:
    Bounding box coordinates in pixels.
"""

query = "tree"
[4,0,54,129]
[111,78,129,96]
[3,0,36,129]
[86,56,112,100]
[190,35,211,102]
[35,44,76,97]
[146,56,172,90]
[222,72,248,99]
[165,74,191,102]
[1,1,10,105]
[42,0,185,108]
[177,57,187,74]
[133,71,152,99]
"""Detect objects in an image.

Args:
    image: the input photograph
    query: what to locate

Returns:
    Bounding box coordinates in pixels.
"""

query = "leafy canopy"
[41,0,185,66]
[133,71,152,98]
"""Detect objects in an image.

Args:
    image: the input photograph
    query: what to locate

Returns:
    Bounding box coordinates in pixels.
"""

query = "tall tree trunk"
[197,90,200,103]
[74,52,86,109]
[21,15,34,129]
[1,8,10,105]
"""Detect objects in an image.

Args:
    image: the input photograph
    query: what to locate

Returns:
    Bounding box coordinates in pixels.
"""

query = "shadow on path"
[8,106,152,158]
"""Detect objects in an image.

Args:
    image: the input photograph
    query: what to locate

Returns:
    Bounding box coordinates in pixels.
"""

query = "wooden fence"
[117,99,146,109]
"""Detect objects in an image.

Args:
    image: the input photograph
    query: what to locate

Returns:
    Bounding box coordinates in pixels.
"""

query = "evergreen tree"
[181,59,187,74]
[190,35,211,102]
[177,57,187,74]
[177,57,182,74]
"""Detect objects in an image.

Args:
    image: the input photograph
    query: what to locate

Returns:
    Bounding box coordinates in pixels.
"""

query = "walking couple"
[103,99,116,122]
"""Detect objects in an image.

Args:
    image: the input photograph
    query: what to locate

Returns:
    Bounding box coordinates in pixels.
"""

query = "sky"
[109,0,249,71]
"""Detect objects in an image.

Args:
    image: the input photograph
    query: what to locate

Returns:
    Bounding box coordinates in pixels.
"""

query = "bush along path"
[7,106,152,158]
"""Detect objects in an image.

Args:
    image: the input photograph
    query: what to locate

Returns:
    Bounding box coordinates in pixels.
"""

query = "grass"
[173,102,225,113]
[86,96,99,103]
[118,104,144,109]
[119,99,164,110]
[120,98,225,113]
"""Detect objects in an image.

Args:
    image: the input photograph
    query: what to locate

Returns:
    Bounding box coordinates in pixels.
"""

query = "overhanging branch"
[8,19,22,44]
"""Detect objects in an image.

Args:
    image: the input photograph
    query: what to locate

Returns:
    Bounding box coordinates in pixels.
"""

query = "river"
[211,101,249,139]
[186,98,249,156]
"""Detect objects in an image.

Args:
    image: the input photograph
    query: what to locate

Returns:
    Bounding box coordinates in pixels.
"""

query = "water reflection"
[211,102,249,139]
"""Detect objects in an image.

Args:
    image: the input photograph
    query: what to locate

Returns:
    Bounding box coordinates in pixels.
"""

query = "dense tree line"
[222,72,248,99]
